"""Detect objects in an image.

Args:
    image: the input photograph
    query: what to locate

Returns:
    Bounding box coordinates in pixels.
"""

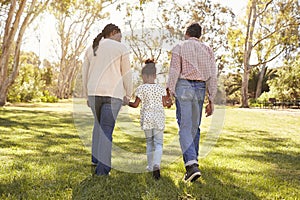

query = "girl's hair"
[142,59,156,76]
[92,23,121,56]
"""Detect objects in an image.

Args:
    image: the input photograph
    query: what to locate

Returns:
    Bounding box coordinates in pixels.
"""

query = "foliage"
[160,0,235,76]
[220,73,242,104]
[248,67,277,98]
[0,102,299,199]
[267,55,300,100]
[49,0,111,99]
[40,90,59,103]
[7,52,44,103]
[0,0,50,106]
[229,0,300,107]
[7,52,58,103]
[256,91,276,103]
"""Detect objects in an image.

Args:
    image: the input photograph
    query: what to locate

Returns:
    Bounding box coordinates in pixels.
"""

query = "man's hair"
[186,22,202,38]
[142,59,156,76]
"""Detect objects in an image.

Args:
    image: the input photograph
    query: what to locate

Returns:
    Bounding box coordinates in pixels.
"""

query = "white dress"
[135,84,166,130]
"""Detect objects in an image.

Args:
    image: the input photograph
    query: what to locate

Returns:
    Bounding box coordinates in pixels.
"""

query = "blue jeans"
[175,79,206,166]
[144,129,164,171]
[88,96,122,175]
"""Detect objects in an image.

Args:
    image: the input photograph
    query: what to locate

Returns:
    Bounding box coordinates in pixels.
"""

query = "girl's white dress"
[135,83,166,130]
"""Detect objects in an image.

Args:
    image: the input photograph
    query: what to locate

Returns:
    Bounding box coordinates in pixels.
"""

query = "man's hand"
[165,95,173,108]
[205,101,214,117]
[165,88,174,108]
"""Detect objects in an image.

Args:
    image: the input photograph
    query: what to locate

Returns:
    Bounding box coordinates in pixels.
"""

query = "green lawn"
[0,100,299,200]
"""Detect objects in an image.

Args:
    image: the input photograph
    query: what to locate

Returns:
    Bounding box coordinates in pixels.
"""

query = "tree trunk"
[241,68,250,108]
[241,0,257,108]
[255,64,267,98]
[0,87,8,106]
[0,0,27,106]
[0,0,48,106]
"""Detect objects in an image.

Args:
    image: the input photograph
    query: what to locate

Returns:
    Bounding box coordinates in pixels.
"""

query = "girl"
[127,59,171,180]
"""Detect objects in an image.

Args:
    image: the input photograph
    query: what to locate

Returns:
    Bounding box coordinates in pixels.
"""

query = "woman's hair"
[142,59,156,76]
[186,22,202,38]
[92,23,121,56]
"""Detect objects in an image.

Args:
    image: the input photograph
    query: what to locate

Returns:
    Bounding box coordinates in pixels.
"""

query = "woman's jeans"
[88,96,122,175]
[144,129,164,171]
[175,79,206,166]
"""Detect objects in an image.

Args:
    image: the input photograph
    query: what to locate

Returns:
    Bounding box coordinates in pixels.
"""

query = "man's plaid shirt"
[167,37,217,102]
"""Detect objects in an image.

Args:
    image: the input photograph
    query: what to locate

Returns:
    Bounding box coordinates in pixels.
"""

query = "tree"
[120,1,175,87]
[240,0,299,107]
[49,0,115,99]
[0,0,50,106]
[8,51,45,102]
[267,54,300,101]
[160,0,235,77]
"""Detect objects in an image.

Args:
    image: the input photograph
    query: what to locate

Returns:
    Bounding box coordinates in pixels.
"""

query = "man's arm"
[166,45,181,96]
[205,48,217,116]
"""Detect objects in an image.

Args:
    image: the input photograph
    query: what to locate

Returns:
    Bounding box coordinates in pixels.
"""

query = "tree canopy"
[0,0,299,107]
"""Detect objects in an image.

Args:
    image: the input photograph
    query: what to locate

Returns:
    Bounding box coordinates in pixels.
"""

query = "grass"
[0,100,299,200]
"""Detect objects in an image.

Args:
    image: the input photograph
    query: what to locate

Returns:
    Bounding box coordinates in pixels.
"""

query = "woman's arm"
[129,96,141,108]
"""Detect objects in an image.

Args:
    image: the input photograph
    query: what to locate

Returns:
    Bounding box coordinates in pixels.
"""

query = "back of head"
[186,22,202,38]
[101,23,121,38]
[92,23,121,56]
[142,59,156,76]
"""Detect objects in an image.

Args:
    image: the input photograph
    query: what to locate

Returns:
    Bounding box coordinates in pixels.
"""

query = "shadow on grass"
[72,170,181,200]
[72,165,260,200]
[0,108,91,199]
[178,167,260,200]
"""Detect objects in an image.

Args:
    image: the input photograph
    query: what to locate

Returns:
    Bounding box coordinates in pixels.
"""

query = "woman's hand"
[123,96,130,106]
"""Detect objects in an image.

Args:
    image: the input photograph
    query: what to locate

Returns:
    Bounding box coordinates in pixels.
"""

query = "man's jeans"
[175,79,206,166]
[144,129,164,171]
[88,96,122,175]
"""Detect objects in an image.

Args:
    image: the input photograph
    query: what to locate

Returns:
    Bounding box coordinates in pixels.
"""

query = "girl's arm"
[129,96,141,108]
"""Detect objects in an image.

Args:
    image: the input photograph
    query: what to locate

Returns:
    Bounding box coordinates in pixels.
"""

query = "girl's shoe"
[152,165,160,180]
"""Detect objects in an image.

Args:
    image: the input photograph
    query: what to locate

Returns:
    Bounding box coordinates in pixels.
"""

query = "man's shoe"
[153,165,161,180]
[184,164,201,182]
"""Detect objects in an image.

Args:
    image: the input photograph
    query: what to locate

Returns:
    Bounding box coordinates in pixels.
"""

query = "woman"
[82,23,133,175]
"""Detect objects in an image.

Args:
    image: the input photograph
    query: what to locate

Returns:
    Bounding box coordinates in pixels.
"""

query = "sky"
[22,0,248,62]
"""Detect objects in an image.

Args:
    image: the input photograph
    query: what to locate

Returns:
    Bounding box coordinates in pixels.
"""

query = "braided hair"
[92,23,121,56]
[142,59,156,76]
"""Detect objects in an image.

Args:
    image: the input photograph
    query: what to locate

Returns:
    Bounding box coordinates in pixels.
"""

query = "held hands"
[123,96,130,106]
[165,88,173,108]
[165,95,173,108]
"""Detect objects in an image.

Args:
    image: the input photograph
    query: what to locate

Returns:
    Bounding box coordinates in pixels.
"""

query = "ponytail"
[92,23,121,56]
[92,32,103,56]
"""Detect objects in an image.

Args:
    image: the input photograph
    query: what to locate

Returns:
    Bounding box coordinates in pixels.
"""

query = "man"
[167,22,217,182]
